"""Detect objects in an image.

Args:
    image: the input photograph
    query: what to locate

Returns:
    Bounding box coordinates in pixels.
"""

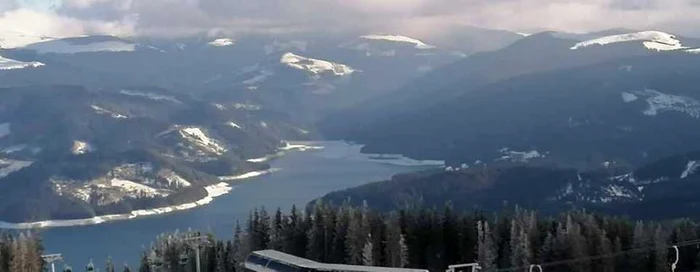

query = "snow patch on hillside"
[571,31,686,51]
[360,35,436,49]
[0,182,232,229]
[243,69,274,85]
[0,123,9,138]
[208,38,235,47]
[634,89,700,118]
[280,53,356,76]
[219,168,280,181]
[0,159,32,179]
[119,90,182,104]
[499,148,546,162]
[687,48,700,54]
[25,40,136,54]
[0,30,55,49]
[179,127,227,155]
[621,92,638,103]
[227,122,241,129]
[681,161,700,179]
[0,55,45,70]
[91,105,127,119]
[71,140,94,155]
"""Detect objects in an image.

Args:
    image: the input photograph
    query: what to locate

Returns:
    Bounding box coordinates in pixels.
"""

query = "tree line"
[6,203,700,271]
[138,202,700,272]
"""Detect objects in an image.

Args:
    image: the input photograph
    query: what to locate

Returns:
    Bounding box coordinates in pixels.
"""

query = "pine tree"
[270,208,284,250]
[331,206,350,263]
[138,252,151,272]
[362,234,374,266]
[106,256,115,272]
[652,225,669,272]
[307,202,327,261]
[509,220,531,270]
[399,234,409,268]
[477,221,497,272]
[385,216,403,268]
[346,209,365,265]
[598,231,614,272]
[631,221,650,272]
[215,241,227,272]
[123,264,132,272]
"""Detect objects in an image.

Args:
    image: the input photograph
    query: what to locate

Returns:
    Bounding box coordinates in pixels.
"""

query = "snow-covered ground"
[621,92,638,103]
[681,161,700,179]
[219,168,281,181]
[119,90,182,104]
[280,53,356,76]
[243,69,274,85]
[0,55,44,70]
[571,31,686,51]
[632,89,700,118]
[179,127,227,155]
[0,159,33,179]
[360,35,436,49]
[91,105,128,119]
[687,48,700,54]
[499,148,546,162]
[0,182,233,229]
[24,39,136,54]
[208,38,235,47]
[71,140,94,155]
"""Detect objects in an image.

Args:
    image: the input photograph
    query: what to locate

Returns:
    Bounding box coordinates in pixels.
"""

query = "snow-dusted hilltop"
[280,52,356,76]
[208,38,235,47]
[360,34,436,49]
[23,36,136,54]
[0,55,44,70]
[571,31,686,51]
[0,29,54,49]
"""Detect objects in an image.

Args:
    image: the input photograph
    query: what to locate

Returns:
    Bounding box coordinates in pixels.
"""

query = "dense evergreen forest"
[136,203,700,272]
[7,203,700,271]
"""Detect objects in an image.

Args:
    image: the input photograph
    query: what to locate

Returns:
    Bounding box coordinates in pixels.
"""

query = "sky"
[1,0,700,38]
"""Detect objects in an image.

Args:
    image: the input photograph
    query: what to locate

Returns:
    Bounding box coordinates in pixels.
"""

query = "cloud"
[2,0,700,38]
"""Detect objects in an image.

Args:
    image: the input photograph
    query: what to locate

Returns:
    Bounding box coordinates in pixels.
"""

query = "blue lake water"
[37,142,437,270]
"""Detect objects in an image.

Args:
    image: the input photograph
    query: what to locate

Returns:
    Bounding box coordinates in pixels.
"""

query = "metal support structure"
[185,235,211,272]
[670,245,680,272]
[446,263,481,272]
[42,254,63,272]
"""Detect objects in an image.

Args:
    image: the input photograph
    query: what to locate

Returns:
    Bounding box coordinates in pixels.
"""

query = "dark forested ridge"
[320,149,700,221]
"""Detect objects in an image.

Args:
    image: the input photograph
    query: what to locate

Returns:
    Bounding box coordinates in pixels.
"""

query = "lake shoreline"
[0,142,326,230]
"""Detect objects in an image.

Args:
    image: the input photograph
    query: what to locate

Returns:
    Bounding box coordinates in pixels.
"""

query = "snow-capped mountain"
[359,34,436,49]
[22,35,138,54]
[280,52,356,76]
[208,38,236,47]
[571,31,689,51]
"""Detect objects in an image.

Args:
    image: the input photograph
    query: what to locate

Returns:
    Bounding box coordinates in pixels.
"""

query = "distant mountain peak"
[280,52,356,76]
[208,38,235,47]
[571,30,687,51]
[22,35,137,54]
[360,34,436,49]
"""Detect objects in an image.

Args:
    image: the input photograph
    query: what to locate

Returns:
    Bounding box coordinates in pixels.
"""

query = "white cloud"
[1,0,699,38]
